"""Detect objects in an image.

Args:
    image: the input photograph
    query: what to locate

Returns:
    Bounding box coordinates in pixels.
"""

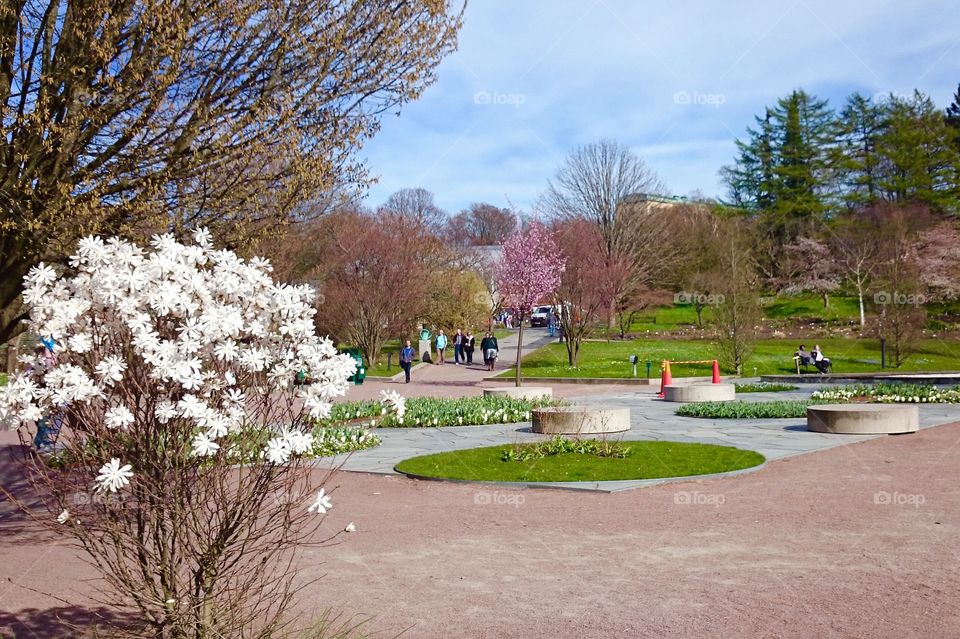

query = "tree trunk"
[514,322,524,387]
[0,250,32,344]
[822,291,830,309]
[857,287,866,327]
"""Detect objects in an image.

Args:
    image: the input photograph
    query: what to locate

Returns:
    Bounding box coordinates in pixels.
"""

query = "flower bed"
[322,395,561,428]
[675,400,829,419]
[49,425,382,469]
[680,382,960,418]
[311,426,381,457]
[222,425,382,462]
[734,382,798,393]
[811,382,960,404]
[501,435,629,461]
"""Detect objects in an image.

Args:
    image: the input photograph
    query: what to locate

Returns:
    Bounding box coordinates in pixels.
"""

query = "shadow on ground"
[0,605,142,638]
[0,443,54,542]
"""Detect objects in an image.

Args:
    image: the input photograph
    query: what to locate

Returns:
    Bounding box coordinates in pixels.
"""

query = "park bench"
[793,354,831,374]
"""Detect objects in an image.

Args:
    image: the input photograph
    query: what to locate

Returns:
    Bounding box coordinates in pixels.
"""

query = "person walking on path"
[464,331,475,365]
[480,333,492,368]
[453,329,464,365]
[399,340,415,383]
[481,332,499,371]
[435,330,447,365]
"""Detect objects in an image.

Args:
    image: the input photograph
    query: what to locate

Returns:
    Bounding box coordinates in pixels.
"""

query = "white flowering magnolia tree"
[0,231,399,637]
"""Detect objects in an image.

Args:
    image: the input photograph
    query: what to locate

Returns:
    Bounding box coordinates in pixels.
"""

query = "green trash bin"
[345,348,366,384]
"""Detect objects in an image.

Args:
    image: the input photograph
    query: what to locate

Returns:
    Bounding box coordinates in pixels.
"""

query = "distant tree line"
[710,86,960,366]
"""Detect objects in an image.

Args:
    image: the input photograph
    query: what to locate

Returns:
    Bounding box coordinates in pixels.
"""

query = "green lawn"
[395,441,765,482]
[502,337,960,378]
[598,295,960,336]
[762,295,862,323]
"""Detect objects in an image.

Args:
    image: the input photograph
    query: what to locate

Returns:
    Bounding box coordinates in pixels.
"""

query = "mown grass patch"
[395,440,764,482]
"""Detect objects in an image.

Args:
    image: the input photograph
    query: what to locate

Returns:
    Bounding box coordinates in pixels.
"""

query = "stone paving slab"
[319,385,960,491]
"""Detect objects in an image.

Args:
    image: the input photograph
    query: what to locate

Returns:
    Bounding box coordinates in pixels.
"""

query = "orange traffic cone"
[658,360,673,398]
[711,359,721,384]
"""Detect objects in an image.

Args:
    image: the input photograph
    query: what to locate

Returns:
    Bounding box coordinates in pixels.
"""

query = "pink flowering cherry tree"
[0,230,403,637]
[495,222,565,387]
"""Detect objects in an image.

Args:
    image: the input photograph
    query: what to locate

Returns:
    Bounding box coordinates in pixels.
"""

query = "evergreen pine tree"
[945,83,960,152]
[876,91,960,213]
[720,109,776,210]
[768,90,834,238]
[721,90,834,239]
[833,92,885,209]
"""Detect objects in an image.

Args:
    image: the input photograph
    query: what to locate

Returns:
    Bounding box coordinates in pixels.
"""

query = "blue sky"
[360,0,960,214]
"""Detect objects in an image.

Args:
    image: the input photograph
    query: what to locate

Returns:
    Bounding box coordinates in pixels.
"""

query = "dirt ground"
[3,423,960,638]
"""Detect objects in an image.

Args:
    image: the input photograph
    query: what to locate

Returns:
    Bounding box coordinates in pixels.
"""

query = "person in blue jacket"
[399,340,415,383]
[435,329,448,365]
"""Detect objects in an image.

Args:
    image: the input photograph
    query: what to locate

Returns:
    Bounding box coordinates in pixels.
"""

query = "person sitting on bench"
[811,344,832,374]
[794,344,813,368]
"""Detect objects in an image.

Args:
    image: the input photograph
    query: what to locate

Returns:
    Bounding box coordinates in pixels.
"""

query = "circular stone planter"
[531,406,630,435]
[806,404,919,435]
[483,386,553,400]
[662,383,736,403]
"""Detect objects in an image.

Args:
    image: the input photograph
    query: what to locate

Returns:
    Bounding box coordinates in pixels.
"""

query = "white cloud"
[362,0,960,212]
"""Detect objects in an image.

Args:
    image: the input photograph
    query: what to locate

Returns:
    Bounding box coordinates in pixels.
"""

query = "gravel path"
[4,420,960,638]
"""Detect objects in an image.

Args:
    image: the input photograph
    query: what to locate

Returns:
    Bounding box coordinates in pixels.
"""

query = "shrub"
[0,231,401,637]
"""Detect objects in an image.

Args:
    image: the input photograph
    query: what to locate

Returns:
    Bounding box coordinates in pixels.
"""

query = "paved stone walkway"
[322,385,960,491]
[345,327,558,401]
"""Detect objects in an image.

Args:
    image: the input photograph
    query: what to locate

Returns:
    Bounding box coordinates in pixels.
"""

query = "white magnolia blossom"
[67,333,93,354]
[190,431,221,457]
[283,429,315,455]
[94,355,127,385]
[95,458,134,493]
[264,437,291,464]
[307,488,333,515]
[154,401,177,423]
[0,230,362,492]
[379,389,406,419]
[104,405,135,430]
[57,509,71,524]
